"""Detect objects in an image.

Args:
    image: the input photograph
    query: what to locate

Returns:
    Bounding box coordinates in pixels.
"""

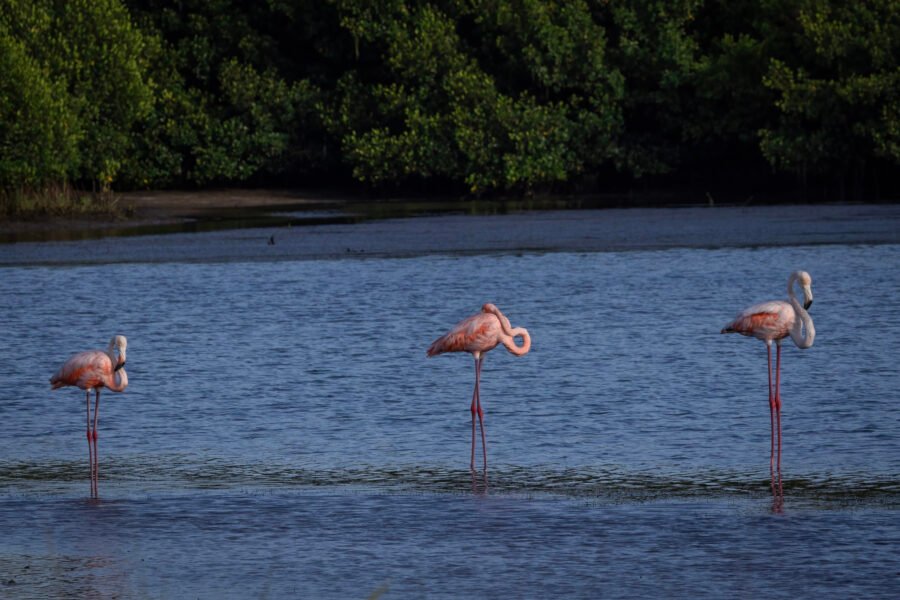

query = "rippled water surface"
[1,205,899,598]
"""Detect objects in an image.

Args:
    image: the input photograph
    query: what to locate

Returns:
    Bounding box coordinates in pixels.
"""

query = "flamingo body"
[721,271,815,502]
[51,350,123,391]
[428,304,530,470]
[721,300,797,343]
[50,335,128,498]
[427,312,506,358]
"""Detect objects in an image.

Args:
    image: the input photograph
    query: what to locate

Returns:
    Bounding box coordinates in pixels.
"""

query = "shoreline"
[2,202,899,266]
[0,189,344,240]
[3,188,898,244]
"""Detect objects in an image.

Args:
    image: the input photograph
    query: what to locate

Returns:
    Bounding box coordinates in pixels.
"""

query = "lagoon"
[1,204,898,598]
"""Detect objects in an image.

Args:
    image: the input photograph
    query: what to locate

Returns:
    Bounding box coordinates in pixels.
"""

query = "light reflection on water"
[1,211,899,598]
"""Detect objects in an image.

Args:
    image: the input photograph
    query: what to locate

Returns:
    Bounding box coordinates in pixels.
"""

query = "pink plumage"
[427,304,531,470]
[50,335,128,499]
[721,271,815,502]
[51,350,122,391]
[427,312,505,357]
[720,300,797,343]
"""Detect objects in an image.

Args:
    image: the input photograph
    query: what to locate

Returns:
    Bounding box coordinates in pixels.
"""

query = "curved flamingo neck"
[786,272,800,303]
[105,347,118,368]
[787,276,815,349]
[481,303,532,356]
[482,303,509,329]
[105,368,128,392]
[501,327,531,356]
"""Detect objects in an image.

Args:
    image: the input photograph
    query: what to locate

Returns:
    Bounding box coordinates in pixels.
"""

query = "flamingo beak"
[802,285,813,310]
[115,360,126,372]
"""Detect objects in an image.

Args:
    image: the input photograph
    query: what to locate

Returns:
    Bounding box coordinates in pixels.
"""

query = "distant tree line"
[1,0,898,199]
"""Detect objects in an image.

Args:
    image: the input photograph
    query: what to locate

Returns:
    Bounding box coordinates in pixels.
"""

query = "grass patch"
[0,184,132,220]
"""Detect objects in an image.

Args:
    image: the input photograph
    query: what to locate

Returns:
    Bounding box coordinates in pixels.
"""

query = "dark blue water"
[1,205,899,598]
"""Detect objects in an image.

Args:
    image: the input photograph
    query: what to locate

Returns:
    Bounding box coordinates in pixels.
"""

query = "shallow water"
[1,205,899,598]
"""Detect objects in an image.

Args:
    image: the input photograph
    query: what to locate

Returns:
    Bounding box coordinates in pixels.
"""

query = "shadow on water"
[0,195,684,244]
[2,458,897,507]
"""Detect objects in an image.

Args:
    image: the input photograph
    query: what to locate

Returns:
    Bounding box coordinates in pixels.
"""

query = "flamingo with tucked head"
[50,335,128,498]
[721,271,815,480]
[427,304,531,471]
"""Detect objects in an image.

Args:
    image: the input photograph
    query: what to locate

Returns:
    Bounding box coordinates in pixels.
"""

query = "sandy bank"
[0,189,342,239]
[2,203,899,266]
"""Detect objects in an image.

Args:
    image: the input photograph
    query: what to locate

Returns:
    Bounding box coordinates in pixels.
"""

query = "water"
[1,205,899,598]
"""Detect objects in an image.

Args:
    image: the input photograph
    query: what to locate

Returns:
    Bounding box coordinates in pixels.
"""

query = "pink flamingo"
[50,335,128,498]
[721,271,815,479]
[427,304,531,470]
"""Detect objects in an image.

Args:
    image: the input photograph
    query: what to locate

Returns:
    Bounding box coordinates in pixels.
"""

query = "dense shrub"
[0,0,897,198]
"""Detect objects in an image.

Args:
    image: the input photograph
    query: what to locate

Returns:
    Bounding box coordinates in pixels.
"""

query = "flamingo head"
[792,270,813,310]
[108,335,127,371]
[481,303,498,314]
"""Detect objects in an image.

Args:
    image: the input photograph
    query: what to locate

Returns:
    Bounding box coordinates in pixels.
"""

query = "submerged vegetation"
[1,0,898,207]
[0,185,125,219]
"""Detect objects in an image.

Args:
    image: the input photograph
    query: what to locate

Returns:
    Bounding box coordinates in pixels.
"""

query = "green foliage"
[604,0,705,176]
[198,61,322,182]
[1,0,898,198]
[326,0,624,192]
[0,24,77,186]
[0,0,152,189]
[759,0,900,175]
[122,0,327,187]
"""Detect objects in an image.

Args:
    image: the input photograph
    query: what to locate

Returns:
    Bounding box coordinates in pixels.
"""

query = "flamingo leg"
[85,390,94,498]
[475,356,487,471]
[775,343,783,475]
[93,390,101,498]
[470,358,478,470]
[766,342,775,476]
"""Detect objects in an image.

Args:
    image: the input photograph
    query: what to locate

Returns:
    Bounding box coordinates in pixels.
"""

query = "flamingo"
[721,271,815,481]
[427,304,531,470]
[50,335,128,498]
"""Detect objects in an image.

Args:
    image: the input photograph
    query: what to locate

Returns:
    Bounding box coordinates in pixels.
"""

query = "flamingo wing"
[427,313,500,356]
[50,350,113,390]
[723,300,793,340]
